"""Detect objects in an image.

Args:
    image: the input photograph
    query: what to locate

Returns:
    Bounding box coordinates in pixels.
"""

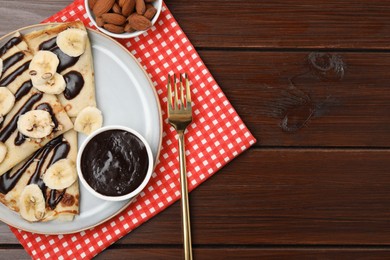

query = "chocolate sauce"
[35,103,59,130]
[2,52,24,74]
[0,92,43,142]
[45,141,70,210]
[38,37,56,50]
[14,80,33,101]
[0,150,38,194]
[0,115,3,129]
[63,71,84,100]
[0,135,68,195]
[28,139,55,194]
[0,60,30,86]
[0,152,39,194]
[48,189,66,210]
[0,36,22,57]
[81,130,149,197]
[12,81,34,143]
[14,132,26,146]
[26,136,70,208]
[48,141,70,166]
[39,37,79,72]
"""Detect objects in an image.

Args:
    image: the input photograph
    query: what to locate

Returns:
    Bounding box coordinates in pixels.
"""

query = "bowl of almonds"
[85,0,162,38]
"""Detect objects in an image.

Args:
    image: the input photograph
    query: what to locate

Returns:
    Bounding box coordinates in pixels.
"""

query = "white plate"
[0,24,162,234]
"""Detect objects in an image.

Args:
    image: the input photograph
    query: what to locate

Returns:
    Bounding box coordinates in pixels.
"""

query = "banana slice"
[56,28,88,57]
[0,87,15,117]
[34,73,66,95]
[19,184,46,222]
[17,110,54,139]
[43,159,77,190]
[74,106,103,135]
[29,50,59,86]
[0,58,3,78]
[0,142,7,164]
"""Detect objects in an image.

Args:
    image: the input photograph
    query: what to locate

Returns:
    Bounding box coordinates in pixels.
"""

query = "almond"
[124,23,136,32]
[144,4,157,20]
[118,0,126,7]
[88,0,98,9]
[135,0,146,15]
[96,16,105,27]
[103,23,125,34]
[93,0,116,17]
[122,0,136,17]
[102,13,127,25]
[112,3,122,14]
[127,13,152,31]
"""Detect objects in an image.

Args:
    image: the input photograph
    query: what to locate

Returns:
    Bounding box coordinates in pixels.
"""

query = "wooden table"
[1,0,390,259]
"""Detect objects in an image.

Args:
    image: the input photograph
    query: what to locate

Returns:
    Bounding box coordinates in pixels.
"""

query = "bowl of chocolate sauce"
[77,125,154,201]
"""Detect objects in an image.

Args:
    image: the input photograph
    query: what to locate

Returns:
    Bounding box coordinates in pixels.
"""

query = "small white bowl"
[77,125,154,201]
[84,0,162,39]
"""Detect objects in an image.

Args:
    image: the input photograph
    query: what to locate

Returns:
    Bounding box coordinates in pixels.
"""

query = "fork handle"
[178,131,193,260]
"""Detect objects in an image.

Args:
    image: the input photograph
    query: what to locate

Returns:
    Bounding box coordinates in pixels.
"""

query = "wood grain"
[0,249,30,259]
[1,150,389,246]
[1,0,390,259]
[0,223,19,244]
[0,1,70,36]
[199,51,390,147]
[1,1,390,50]
[95,248,390,259]
[166,0,390,49]
[116,150,390,245]
[2,248,390,260]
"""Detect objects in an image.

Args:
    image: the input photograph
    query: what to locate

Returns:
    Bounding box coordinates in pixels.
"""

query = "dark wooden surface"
[1,0,390,259]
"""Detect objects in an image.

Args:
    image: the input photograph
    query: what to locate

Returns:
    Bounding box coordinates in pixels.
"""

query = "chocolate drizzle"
[39,37,79,72]
[14,132,26,146]
[26,136,70,209]
[48,141,70,166]
[48,189,66,210]
[0,135,69,198]
[2,52,25,74]
[14,80,33,101]
[0,60,30,86]
[0,36,22,57]
[35,103,59,130]
[38,37,57,52]
[0,154,37,195]
[27,139,55,194]
[0,92,43,142]
[63,71,84,100]
[12,81,34,146]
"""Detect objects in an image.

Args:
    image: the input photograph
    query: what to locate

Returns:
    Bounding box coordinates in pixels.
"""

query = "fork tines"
[167,73,191,111]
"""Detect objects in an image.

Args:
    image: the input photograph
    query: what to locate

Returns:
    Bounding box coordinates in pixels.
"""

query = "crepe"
[0,130,79,221]
[0,21,99,222]
[0,32,33,94]
[0,34,74,176]
[23,21,97,117]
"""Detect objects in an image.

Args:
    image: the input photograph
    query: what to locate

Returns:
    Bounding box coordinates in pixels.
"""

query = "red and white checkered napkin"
[10,0,256,259]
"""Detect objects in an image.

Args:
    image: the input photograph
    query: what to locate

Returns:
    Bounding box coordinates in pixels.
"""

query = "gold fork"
[167,73,193,260]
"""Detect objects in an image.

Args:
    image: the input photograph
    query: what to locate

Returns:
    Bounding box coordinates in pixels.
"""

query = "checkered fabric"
[9,0,256,259]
